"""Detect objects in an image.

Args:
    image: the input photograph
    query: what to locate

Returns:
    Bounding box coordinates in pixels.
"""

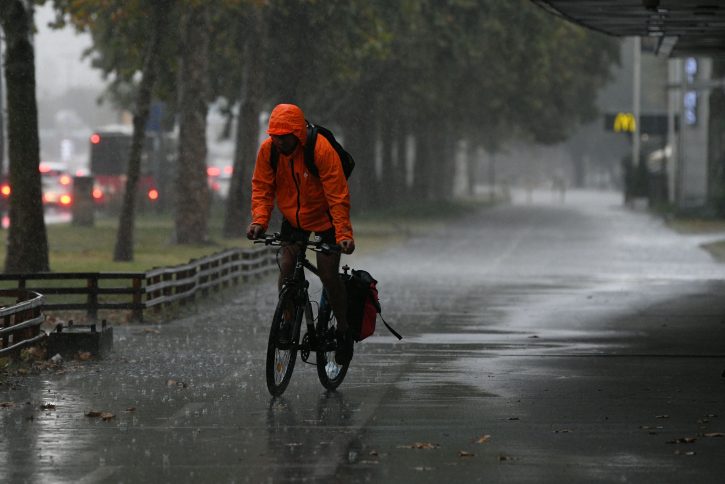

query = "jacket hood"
[267,104,307,145]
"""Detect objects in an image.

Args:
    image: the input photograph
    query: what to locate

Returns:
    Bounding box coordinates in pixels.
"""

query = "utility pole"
[632,36,641,171]
[0,35,5,175]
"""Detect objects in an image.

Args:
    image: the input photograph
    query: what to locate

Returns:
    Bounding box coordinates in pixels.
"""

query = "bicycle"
[255,233,352,397]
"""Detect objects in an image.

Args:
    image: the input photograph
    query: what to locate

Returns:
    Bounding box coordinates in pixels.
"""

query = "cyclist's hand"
[340,239,355,254]
[246,223,264,240]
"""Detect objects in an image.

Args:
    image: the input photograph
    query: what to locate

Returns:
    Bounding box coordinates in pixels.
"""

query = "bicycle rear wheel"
[316,299,351,391]
[266,294,300,397]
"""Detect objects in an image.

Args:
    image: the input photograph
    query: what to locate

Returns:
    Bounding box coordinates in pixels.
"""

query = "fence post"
[87,275,99,321]
[132,276,143,322]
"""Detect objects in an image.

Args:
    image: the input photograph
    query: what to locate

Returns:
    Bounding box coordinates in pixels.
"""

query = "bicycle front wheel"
[266,295,299,397]
[316,303,350,391]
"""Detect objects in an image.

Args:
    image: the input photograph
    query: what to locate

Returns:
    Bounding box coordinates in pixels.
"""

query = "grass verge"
[667,217,725,263]
[0,199,492,272]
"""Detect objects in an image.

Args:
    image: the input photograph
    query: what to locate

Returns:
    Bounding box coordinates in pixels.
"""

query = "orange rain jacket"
[250,104,353,243]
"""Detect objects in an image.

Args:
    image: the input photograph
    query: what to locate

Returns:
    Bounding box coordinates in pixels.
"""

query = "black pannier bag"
[341,268,402,342]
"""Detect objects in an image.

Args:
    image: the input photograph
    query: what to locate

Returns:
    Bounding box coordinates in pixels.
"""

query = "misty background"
[28,3,663,197]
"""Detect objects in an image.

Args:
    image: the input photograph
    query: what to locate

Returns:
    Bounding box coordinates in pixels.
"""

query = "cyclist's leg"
[278,220,306,338]
[278,219,305,291]
[317,252,347,331]
[315,227,348,332]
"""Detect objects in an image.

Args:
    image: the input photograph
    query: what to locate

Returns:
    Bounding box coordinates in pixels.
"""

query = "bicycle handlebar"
[253,233,342,255]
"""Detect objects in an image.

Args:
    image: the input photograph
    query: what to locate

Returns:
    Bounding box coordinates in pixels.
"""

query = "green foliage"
[53,0,618,144]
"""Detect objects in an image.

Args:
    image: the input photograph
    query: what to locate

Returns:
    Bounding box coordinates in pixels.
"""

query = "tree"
[174,2,211,244]
[222,3,267,239]
[112,0,171,260]
[0,0,49,272]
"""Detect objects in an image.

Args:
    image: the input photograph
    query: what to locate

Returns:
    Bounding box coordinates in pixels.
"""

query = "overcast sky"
[34,4,104,99]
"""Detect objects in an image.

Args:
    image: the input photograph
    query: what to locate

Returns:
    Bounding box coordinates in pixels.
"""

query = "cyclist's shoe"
[334,328,354,366]
[278,319,294,347]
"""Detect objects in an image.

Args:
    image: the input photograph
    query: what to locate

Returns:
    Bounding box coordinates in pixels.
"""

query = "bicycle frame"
[257,233,348,396]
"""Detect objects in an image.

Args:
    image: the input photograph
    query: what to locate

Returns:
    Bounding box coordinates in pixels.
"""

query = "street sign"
[604,113,676,135]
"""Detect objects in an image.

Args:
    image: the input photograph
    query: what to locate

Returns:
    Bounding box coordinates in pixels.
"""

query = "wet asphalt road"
[2,190,725,483]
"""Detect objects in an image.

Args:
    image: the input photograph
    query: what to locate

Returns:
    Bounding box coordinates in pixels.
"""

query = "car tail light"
[207,166,221,177]
[92,188,104,200]
[1,184,10,197]
[148,189,159,201]
[59,194,72,206]
[59,175,72,186]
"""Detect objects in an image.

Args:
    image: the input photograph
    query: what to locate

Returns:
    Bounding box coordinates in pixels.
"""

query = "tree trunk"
[113,1,169,261]
[412,118,436,201]
[1,1,49,272]
[465,140,477,197]
[340,97,376,213]
[223,8,265,239]
[174,4,211,244]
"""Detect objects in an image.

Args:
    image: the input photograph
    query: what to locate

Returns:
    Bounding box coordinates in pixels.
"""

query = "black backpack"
[270,122,355,179]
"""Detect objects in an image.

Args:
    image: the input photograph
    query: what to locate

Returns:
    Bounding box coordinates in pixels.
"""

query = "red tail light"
[1,184,10,198]
[92,188,104,200]
[59,194,72,206]
[207,166,221,177]
[148,189,159,201]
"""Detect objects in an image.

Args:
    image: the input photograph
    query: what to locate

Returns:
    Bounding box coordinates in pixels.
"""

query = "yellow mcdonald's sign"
[613,112,636,133]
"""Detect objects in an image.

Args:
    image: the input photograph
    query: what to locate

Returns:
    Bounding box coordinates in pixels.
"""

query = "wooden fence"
[0,246,276,355]
[0,290,45,357]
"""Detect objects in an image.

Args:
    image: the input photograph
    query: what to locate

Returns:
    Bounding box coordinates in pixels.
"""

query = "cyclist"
[246,103,355,365]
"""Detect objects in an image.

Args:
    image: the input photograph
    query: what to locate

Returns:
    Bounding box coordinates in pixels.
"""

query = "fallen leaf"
[674,450,696,456]
[77,352,92,361]
[459,450,475,457]
[144,329,161,335]
[369,450,379,456]
[100,412,115,421]
[126,407,137,412]
[656,415,670,419]
[40,403,56,410]
[554,429,572,434]
[666,437,696,444]
[166,379,188,388]
[1,402,15,408]
[475,434,491,444]
[85,411,103,418]
[703,432,724,438]
[399,442,439,449]
[498,454,513,461]
[507,417,519,421]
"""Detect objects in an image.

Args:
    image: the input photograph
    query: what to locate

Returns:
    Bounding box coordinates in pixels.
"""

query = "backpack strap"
[270,143,279,172]
[379,314,403,340]
[304,123,320,177]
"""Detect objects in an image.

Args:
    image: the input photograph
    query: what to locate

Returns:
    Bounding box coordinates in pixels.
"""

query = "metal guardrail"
[0,290,45,357]
[0,245,277,326]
